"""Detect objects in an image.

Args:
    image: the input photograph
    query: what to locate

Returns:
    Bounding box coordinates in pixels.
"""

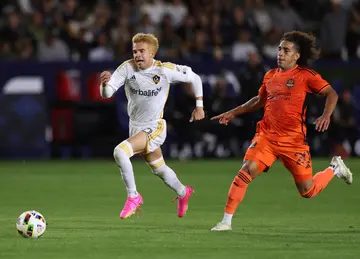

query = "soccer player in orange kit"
[210,31,353,231]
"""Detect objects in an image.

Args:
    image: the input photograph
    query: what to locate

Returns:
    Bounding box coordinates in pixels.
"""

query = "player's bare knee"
[241,160,259,179]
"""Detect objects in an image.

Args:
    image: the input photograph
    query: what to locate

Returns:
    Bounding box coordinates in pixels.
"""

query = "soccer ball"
[16,210,46,238]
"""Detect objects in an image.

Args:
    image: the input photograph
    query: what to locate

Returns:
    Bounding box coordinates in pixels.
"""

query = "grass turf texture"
[0,159,359,259]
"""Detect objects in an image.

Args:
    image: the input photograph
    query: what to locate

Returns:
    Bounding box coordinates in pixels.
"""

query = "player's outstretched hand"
[190,107,205,122]
[313,115,330,132]
[100,71,111,86]
[211,111,235,126]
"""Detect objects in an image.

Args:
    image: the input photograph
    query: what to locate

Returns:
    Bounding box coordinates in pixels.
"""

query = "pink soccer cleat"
[120,194,143,219]
[173,186,194,218]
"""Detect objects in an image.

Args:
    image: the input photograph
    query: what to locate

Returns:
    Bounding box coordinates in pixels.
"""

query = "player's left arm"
[165,63,205,122]
[308,73,339,132]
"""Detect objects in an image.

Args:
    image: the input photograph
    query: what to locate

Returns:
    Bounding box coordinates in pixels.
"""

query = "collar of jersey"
[278,64,298,74]
[137,59,156,73]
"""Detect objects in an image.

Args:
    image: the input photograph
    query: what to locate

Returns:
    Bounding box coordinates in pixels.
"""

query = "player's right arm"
[100,61,129,98]
[210,95,266,125]
[232,94,267,115]
[211,69,273,125]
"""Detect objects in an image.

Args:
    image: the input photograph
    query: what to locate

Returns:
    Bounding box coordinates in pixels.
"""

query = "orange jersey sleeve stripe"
[313,83,330,93]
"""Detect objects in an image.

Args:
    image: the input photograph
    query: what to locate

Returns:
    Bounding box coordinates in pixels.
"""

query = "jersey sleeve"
[258,84,267,99]
[163,62,193,83]
[107,61,129,91]
[258,69,275,99]
[306,73,330,94]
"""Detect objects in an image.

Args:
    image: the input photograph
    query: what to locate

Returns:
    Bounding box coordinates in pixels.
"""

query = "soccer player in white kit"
[99,33,205,219]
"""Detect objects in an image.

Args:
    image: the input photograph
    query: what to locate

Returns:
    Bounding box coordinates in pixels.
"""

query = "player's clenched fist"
[100,71,111,86]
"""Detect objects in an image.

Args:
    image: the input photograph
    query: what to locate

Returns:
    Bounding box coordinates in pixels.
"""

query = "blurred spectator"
[166,0,188,28]
[70,27,91,60]
[218,0,234,30]
[157,15,182,59]
[225,7,254,46]
[110,16,131,53]
[41,0,57,27]
[331,87,358,156]
[135,13,158,35]
[262,27,282,60]
[208,77,239,119]
[232,29,258,61]
[16,37,36,60]
[196,11,210,32]
[62,0,78,23]
[346,0,360,60]
[177,14,196,43]
[67,6,88,38]
[88,32,114,61]
[0,42,12,60]
[186,30,212,61]
[37,28,69,61]
[209,12,222,45]
[140,0,167,26]
[238,52,267,100]
[17,0,34,14]
[0,7,35,59]
[250,0,273,36]
[81,1,112,45]
[166,82,200,158]
[320,0,348,60]
[28,11,46,43]
[194,77,240,157]
[270,0,303,33]
[0,0,359,63]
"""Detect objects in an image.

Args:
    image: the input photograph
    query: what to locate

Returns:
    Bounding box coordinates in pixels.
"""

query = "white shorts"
[129,119,167,154]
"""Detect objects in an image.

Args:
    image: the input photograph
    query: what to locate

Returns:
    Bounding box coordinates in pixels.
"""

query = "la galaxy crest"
[152,74,160,84]
[286,77,295,88]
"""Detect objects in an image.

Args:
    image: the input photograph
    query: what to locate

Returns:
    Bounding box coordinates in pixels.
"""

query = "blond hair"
[132,33,159,55]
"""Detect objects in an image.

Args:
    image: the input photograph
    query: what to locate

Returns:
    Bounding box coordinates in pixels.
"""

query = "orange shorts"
[244,134,313,183]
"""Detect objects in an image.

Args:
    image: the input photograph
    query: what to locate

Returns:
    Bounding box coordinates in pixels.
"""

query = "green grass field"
[0,159,359,259]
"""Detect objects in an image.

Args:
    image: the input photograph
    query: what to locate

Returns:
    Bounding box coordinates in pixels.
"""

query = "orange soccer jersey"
[243,65,330,182]
[257,65,329,144]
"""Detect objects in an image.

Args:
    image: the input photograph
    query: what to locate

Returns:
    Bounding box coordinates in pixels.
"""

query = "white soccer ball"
[16,210,47,238]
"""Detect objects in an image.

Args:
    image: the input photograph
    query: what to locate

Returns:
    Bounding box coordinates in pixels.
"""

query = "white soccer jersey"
[107,59,197,124]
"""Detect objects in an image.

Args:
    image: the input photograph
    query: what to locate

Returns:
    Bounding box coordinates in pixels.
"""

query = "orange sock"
[225,170,252,214]
[301,168,334,198]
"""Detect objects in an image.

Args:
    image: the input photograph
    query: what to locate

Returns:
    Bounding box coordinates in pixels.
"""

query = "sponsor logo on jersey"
[129,86,162,96]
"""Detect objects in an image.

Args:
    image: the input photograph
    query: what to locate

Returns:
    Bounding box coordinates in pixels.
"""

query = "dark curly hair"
[281,31,320,67]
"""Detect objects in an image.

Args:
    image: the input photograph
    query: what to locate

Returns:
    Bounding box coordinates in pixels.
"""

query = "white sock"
[113,141,138,198]
[150,158,186,197]
[222,212,233,225]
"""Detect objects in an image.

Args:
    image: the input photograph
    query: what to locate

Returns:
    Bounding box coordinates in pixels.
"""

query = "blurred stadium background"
[1,1,360,259]
[0,0,360,160]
